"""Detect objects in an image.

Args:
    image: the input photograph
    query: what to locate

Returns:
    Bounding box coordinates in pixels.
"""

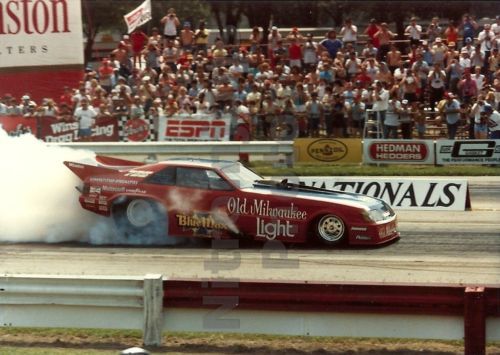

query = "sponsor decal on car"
[256,217,297,240]
[124,170,153,178]
[176,213,229,231]
[226,197,307,220]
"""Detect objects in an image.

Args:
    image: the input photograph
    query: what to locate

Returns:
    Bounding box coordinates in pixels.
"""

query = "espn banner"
[283,177,470,211]
[159,113,232,141]
[436,140,500,165]
[363,139,435,164]
[294,138,362,163]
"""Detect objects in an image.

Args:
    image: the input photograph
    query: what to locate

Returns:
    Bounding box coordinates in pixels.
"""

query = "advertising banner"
[159,113,232,141]
[287,177,470,211]
[363,139,435,164]
[124,0,152,34]
[0,0,84,102]
[294,138,362,163]
[39,116,119,142]
[436,140,500,165]
[0,115,37,136]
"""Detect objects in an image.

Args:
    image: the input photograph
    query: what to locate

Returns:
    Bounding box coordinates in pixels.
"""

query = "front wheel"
[112,198,167,243]
[315,214,347,245]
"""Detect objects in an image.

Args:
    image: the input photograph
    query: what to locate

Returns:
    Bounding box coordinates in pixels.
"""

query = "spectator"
[73,98,97,141]
[39,99,59,117]
[374,23,395,62]
[399,99,413,139]
[443,92,461,139]
[471,96,488,139]
[477,24,495,70]
[483,103,500,139]
[340,18,357,46]
[458,69,478,105]
[363,18,380,48]
[160,8,180,47]
[350,94,366,137]
[288,37,302,70]
[305,91,323,137]
[194,20,209,54]
[387,44,402,73]
[249,26,262,54]
[98,58,116,93]
[286,27,304,43]
[268,26,283,58]
[413,102,427,139]
[384,92,401,138]
[428,62,446,111]
[431,37,447,66]
[405,17,422,46]
[130,27,149,68]
[320,30,343,60]
[361,39,378,59]
[426,17,442,44]
[180,22,195,53]
[460,13,478,45]
[371,80,389,128]
[444,20,459,46]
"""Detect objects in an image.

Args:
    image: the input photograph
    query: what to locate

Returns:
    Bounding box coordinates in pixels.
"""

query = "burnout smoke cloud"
[0,129,106,243]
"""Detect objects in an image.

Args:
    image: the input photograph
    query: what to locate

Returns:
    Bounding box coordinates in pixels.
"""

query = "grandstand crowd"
[1,9,500,140]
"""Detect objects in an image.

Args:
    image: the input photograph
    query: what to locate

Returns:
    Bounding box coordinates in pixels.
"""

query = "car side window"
[206,170,233,191]
[176,167,210,189]
[146,167,176,185]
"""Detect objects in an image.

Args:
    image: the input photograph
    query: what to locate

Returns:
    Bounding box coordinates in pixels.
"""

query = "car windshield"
[220,163,263,188]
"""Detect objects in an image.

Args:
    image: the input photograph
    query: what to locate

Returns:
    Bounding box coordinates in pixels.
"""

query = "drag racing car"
[64,156,399,246]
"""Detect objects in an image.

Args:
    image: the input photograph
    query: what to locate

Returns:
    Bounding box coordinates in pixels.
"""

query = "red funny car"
[65,156,399,246]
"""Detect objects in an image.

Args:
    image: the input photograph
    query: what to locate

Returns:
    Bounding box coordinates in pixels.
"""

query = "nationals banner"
[281,176,470,211]
[159,113,232,141]
[39,116,119,142]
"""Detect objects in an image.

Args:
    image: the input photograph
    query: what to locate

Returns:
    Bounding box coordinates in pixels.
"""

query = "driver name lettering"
[227,197,307,220]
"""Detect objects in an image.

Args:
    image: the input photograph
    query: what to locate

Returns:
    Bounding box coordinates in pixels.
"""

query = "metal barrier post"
[464,286,486,355]
[143,274,164,346]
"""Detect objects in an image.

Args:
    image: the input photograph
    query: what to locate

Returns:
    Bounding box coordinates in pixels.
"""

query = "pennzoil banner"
[294,138,362,163]
[158,113,232,141]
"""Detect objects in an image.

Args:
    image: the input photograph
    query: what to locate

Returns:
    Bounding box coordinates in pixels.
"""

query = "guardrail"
[51,141,295,164]
[1,275,499,354]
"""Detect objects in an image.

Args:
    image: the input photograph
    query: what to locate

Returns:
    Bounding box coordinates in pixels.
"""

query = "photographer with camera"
[160,8,180,48]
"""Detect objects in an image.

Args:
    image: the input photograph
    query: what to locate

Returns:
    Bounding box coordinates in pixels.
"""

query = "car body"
[64,156,399,246]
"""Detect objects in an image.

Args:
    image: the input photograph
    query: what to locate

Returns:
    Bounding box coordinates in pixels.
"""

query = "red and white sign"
[0,116,37,136]
[0,0,84,102]
[123,117,150,142]
[39,116,119,142]
[124,0,152,34]
[159,114,231,141]
[363,140,435,164]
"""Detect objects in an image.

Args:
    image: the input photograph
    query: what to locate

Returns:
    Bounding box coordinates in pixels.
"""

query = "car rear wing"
[63,156,143,181]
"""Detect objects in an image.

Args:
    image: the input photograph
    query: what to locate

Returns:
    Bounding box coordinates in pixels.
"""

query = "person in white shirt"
[340,18,357,46]
[160,8,180,47]
[371,80,389,130]
[73,98,97,141]
[483,104,500,139]
[405,17,422,46]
